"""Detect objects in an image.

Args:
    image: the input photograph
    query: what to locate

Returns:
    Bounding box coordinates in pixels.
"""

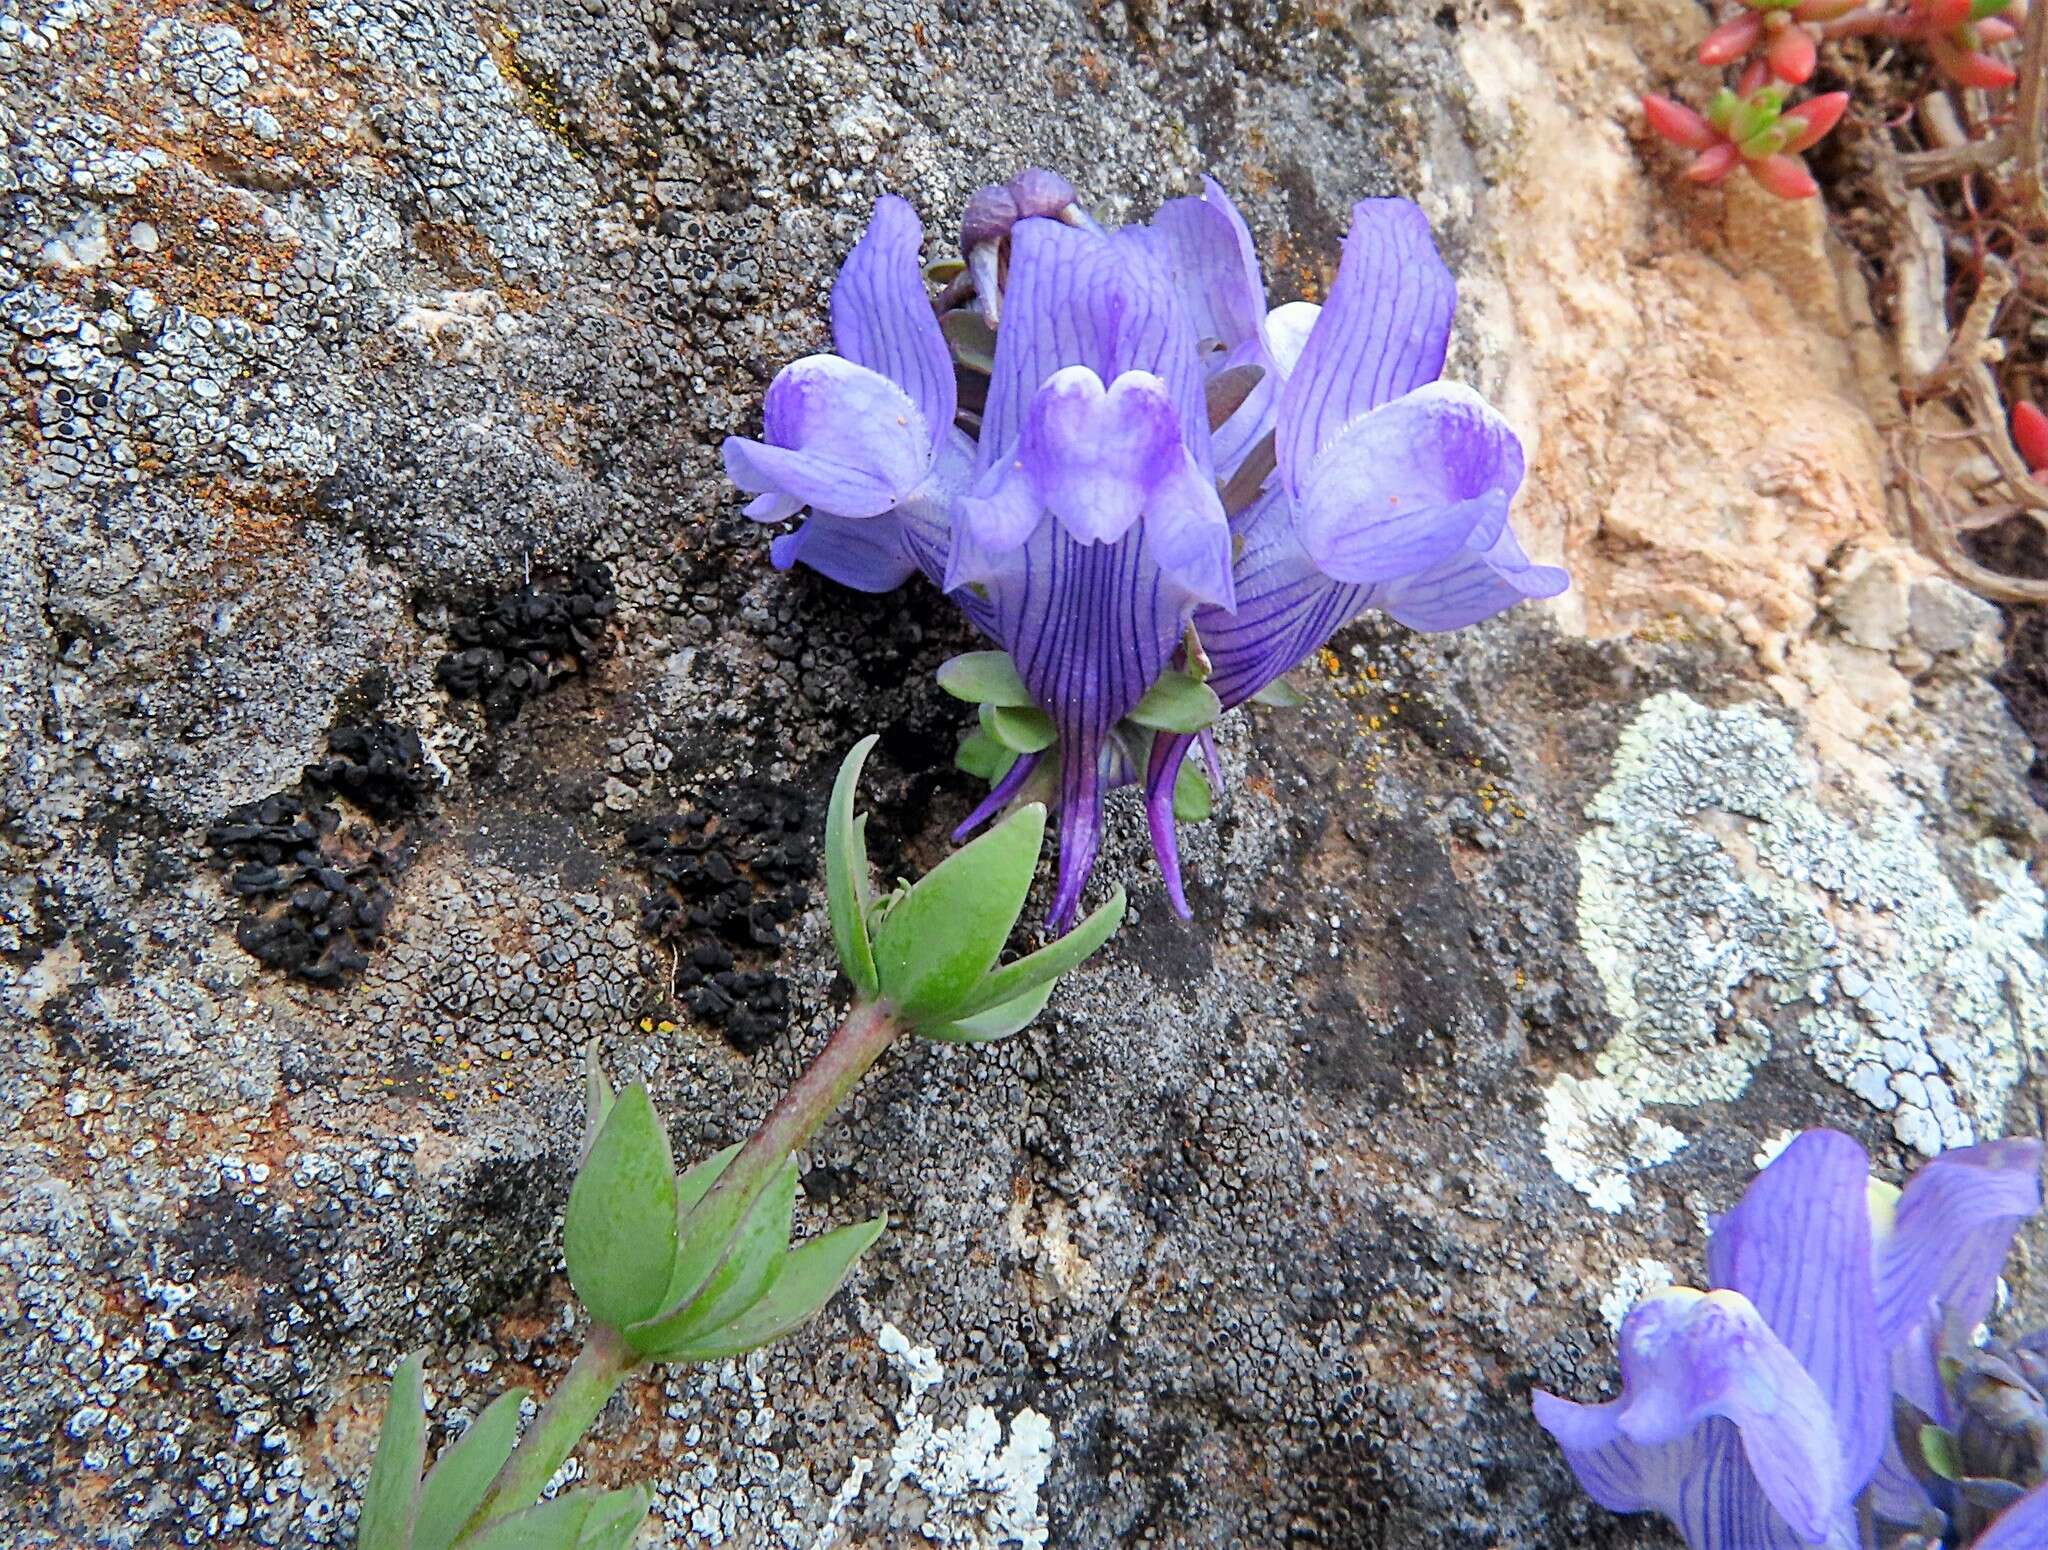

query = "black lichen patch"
[625,782,813,1054]
[435,561,617,726]
[206,720,434,984]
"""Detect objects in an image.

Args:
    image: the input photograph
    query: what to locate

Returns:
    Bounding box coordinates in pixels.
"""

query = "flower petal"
[1380,521,1568,633]
[1143,176,1267,356]
[768,512,916,592]
[980,219,1210,478]
[1275,199,1455,496]
[1144,732,1197,918]
[1975,1481,2048,1550]
[724,354,931,519]
[830,194,956,454]
[1296,382,1525,585]
[1872,1137,2042,1346]
[1704,1130,1888,1503]
[1018,368,1186,545]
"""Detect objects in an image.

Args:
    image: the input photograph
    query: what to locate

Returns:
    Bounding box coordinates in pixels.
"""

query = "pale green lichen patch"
[1544,692,2047,1210]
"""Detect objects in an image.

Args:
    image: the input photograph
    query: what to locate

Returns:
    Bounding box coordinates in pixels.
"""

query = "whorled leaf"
[1128,671,1223,733]
[942,886,1125,1025]
[627,1156,797,1359]
[827,735,882,999]
[658,1215,887,1365]
[988,704,1057,754]
[464,1485,652,1550]
[936,650,1035,707]
[922,978,1055,1044]
[1173,761,1212,823]
[410,1388,528,1550]
[957,726,1019,784]
[872,803,1046,1023]
[359,1352,427,1550]
[563,1084,678,1330]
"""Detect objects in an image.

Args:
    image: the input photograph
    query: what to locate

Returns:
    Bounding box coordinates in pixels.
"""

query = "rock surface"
[1,0,2043,1547]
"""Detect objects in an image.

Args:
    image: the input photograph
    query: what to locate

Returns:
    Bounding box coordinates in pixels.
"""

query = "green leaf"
[922,978,1054,1043]
[563,1084,678,1329]
[940,309,997,374]
[956,727,1018,784]
[1250,676,1307,708]
[827,735,881,999]
[579,1054,614,1165]
[626,1155,796,1359]
[1173,762,1212,823]
[872,803,1046,1022]
[638,1142,742,1320]
[410,1388,528,1550]
[1128,672,1222,733]
[359,1351,427,1550]
[1921,1424,1962,1481]
[662,1216,886,1364]
[935,651,1035,708]
[946,886,1125,1022]
[988,705,1056,754]
[465,1485,653,1550]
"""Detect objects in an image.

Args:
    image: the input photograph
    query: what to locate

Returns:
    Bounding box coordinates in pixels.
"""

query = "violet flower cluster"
[1535,1130,2048,1549]
[724,169,1565,928]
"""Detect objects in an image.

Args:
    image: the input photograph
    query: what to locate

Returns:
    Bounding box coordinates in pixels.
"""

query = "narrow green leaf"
[988,705,1056,754]
[851,813,875,916]
[956,727,1018,784]
[946,886,1125,1022]
[1173,762,1212,823]
[641,1142,742,1318]
[1128,672,1223,733]
[625,1156,796,1358]
[935,651,1035,707]
[873,803,1046,1022]
[465,1485,653,1550]
[660,1216,886,1364]
[410,1388,528,1550]
[563,1084,678,1329]
[578,1055,614,1165]
[1921,1424,1961,1481]
[827,735,881,999]
[359,1351,427,1550]
[922,978,1054,1043]
[1249,676,1307,708]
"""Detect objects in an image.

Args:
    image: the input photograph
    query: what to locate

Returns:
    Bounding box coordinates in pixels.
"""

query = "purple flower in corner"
[1533,1130,2044,1550]
[721,171,1566,928]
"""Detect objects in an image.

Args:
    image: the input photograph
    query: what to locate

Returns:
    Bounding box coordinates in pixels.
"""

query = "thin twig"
[2015,0,2048,216]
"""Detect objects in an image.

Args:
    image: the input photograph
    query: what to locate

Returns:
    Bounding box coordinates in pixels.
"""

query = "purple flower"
[723,173,1565,928]
[1533,1131,2043,1549]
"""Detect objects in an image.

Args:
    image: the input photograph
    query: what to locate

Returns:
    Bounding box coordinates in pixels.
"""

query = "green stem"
[695,999,901,1225]
[457,1323,634,1542]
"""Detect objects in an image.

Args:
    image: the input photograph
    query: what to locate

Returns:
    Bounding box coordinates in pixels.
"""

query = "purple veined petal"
[1144,449,1234,610]
[1144,732,1196,919]
[1380,520,1569,633]
[745,491,803,523]
[723,354,932,520]
[1192,486,1377,711]
[1297,381,1525,586]
[1276,198,1455,497]
[1704,1130,1888,1503]
[830,194,956,455]
[1143,176,1267,356]
[1018,367,1186,546]
[948,454,1045,593]
[981,219,1210,478]
[1872,1137,2043,1347]
[768,512,917,592]
[952,751,1044,842]
[1975,1480,2048,1550]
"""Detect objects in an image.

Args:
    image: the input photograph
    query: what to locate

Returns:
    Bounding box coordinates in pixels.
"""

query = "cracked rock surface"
[3,0,2044,1546]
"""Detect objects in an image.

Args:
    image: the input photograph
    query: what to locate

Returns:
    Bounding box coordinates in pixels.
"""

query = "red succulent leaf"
[1687,142,1744,184]
[1749,152,1820,197]
[1786,90,1849,151]
[1793,0,1858,18]
[1924,0,1976,27]
[2012,401,2048,473]
[1702,11,1767,64]
[1767,23,1819,82]
[1642,93,1720,150]
[1737,58,1773,95]
[1931,36,2019,87]
[1979,17,2019,42]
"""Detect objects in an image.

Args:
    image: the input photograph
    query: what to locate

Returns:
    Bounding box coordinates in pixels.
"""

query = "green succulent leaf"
[1921,1424,1962,1482]
[956,727,1019,784]
[659,1215,886,1364]
[988,704,1056,754]
[936,651,1036,708]
[359,1351,427,1550]
[946,886,1125,1023]
[410,1388,528,1550]
[636,1141,742,1321]
[940,309,998,374]
[1250,676,1307,708]
[827,735,882,999]
[579,1054,614,1165]
[627,1155,796,1359]
[464,1485,653,1550]
[1173,762,1212,823]
[921,978,1055,1043]
[1129,672,1223,733]
[872,803,1046,1022]
[563,1083,678,1330]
